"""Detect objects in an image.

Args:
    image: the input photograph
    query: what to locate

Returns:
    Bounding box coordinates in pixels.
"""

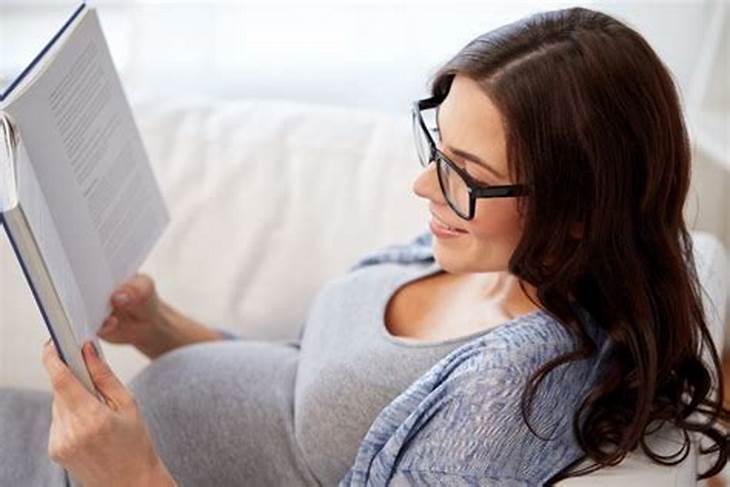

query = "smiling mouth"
[431,214,468,233]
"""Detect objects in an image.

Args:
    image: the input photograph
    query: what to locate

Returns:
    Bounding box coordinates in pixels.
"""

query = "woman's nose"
[412,162,445,204]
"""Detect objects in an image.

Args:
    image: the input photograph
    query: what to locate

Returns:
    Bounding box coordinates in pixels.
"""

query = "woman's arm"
[134,298,226,359]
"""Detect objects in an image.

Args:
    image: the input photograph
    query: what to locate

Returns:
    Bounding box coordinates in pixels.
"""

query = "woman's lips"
[430,213,468,236]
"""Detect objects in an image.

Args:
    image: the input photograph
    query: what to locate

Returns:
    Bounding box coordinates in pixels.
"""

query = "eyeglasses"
[411,95,529,220]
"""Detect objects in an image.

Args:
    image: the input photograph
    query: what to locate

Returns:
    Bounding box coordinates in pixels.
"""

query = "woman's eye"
[463,161,491,185]
[438,144,492,185]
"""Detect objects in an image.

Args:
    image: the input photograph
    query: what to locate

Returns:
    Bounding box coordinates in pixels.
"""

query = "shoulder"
[404,308,602,399]
[440,302,610,394]
[344,308,610,485]
[420,312,608,474]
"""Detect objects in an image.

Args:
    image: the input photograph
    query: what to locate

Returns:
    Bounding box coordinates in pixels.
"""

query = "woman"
[1,6,727,486]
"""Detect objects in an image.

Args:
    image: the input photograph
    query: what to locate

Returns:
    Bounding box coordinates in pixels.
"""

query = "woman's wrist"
[137,301,223,359]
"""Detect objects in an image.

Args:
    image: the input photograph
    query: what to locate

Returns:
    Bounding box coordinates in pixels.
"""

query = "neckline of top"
[378,260,551,348]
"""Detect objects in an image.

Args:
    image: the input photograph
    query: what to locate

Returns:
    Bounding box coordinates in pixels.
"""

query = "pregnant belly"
[128,339,317,486]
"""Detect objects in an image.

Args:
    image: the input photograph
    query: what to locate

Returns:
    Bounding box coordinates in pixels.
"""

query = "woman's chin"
[433,243,507,275]
[433,247,467,274]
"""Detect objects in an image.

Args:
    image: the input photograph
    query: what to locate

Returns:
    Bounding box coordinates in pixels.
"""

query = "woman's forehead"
[437,76,508,173]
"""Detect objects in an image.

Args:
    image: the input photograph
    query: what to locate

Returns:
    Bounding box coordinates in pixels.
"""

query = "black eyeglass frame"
[411,95,529,220]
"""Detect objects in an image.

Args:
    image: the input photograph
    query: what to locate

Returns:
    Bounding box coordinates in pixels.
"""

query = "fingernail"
[114,293,129,305]
[88,341,99,357]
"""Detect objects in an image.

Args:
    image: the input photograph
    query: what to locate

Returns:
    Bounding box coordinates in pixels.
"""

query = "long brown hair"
[429,7,729,481]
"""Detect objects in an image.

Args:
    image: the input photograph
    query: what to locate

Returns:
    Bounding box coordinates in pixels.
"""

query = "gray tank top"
[295,258,498,486]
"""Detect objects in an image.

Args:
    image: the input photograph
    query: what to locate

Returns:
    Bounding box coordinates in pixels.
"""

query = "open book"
[0,3,169,392]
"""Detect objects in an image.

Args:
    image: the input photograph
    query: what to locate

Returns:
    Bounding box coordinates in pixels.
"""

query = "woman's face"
[412,74,525,275]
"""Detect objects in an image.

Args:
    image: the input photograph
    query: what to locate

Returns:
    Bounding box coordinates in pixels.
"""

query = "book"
[0,3,169,392]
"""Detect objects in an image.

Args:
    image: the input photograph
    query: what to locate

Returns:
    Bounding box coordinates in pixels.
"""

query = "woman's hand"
[41,340,176,487]
[96,274,166,357]
[97,274,224,360]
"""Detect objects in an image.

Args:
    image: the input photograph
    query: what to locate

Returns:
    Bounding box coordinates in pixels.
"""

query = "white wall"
[0,2,723,109]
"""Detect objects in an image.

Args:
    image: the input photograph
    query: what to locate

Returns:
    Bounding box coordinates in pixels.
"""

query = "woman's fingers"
[41,340,92,408]
[131,273,155,294]
[97,316,118,335]
[42,340,131,412]
[111,274,154,309]
[112,291,131,307]
[81,342,131,411]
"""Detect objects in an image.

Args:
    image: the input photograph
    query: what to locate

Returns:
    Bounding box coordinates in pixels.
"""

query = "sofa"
[1,95,727,485]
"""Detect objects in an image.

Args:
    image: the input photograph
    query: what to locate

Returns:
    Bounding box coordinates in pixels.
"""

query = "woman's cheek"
[469,199,520,239]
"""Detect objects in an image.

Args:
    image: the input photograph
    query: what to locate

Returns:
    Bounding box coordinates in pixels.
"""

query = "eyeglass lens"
[413,106,470,218]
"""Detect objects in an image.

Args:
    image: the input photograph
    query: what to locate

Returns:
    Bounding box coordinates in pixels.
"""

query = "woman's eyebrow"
[444,144,506,180]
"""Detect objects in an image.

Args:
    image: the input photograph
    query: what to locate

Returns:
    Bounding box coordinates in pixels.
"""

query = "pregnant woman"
[1,6,728,486]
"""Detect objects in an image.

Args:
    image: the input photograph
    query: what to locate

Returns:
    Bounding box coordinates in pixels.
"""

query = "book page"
[4,8,169,340]
[13,137,89,341]
[0,113,19,211]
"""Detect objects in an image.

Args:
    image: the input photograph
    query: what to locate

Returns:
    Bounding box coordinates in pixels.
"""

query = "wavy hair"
[428,7,729,481]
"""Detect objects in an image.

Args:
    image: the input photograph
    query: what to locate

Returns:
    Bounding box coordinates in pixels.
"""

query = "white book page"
[14,137,90,341]
[0,114,19,211]
[4,8,169,340]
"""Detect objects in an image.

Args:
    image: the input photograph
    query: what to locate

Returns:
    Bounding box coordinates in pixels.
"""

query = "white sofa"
[1,95,727,485]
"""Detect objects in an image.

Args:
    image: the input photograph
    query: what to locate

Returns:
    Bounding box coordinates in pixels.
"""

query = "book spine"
[1,209,96,394]
[1,211,69,365]
[0,114,68,364]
